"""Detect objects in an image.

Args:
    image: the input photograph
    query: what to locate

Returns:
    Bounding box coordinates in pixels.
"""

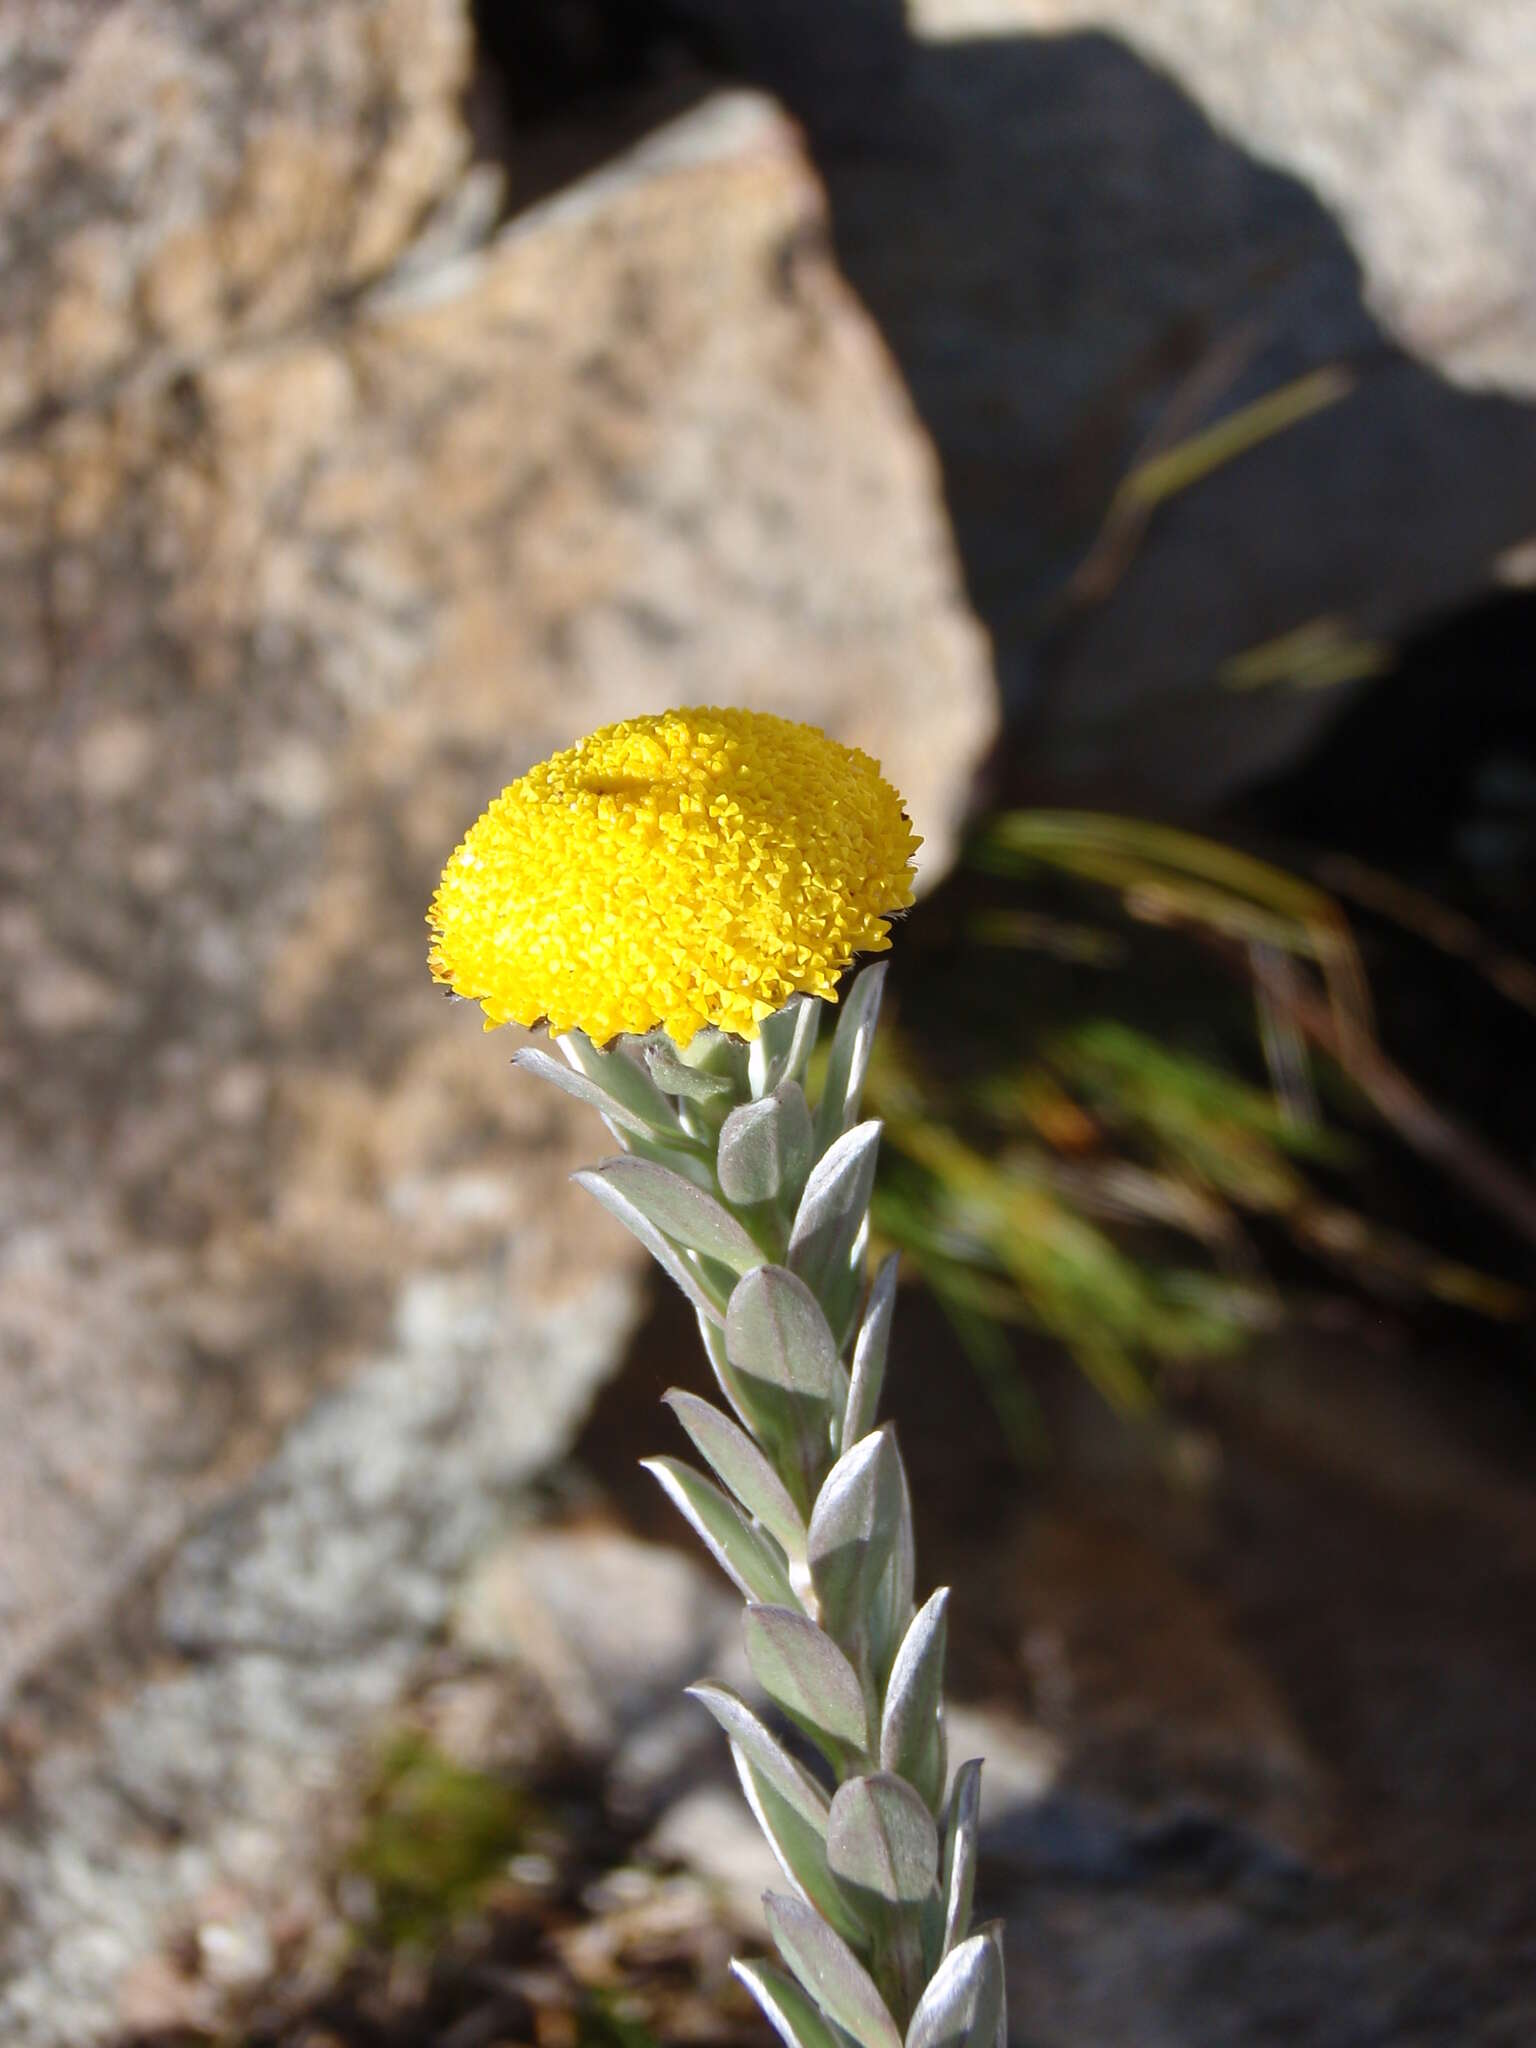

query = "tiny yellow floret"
[428,707,921,1046]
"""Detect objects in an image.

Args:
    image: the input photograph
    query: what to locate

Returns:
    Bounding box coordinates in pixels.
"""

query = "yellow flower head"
[428,707,921,1046]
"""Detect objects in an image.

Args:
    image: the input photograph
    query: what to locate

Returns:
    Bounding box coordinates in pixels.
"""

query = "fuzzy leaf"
[590,1156,762,1274]
[905,1932,1001,2048]
[643,1459,798,1608]
[813,963,886,1152]
[765,1893,902,2048]
[807,1428,906,1653]
[735,1751,868,1949]
[827,1772,940,1908]
[727,1265,841,1399]
[752,995,823,1099]
[940,1760,983,1957]
[844,1253,899,1444]
[664,1392,806,1557]
[574,1169,729,1323]
[557,1032,681,1131]
[869,1446,916,1682]
[512,1047,668,1139]
[685,1682,830,1832]
[744,1604,869,1756]
[726,1265,841,1490]
[788,1121,882,1307]
[733,1960,849,2048]
[718,1084,814,1207]
[881,1589,950,1803]
[983,1922,1007,2048]
[645,1040,735,1101]
[695,1308,759,1429]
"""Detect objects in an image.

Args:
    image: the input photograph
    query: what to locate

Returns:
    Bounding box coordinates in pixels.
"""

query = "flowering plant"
[431,708,1005,2048]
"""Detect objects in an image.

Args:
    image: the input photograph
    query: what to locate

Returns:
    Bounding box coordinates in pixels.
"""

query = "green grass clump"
[348,1730,528,1950]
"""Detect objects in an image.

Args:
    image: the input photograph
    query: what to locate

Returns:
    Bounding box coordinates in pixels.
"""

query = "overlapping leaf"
[574,1168,731,1323]
[752,994,823,1100]
[845,1252,900,1444]
[939,1761,983,1957]
[589,1156,763,1273]
[734,1959,849,2048]
[827,1772,939,1908]
[765,1893,903,2048]
[643,1458,798,1608]
[719,1083,815,1207]
[726,1265,844,1494]
[790,1121,883,1307]
[744,1603,870,1757]
[814,964,887,1152]
[664,1392,806,1557]
[904,1931,1001,2048]
[881,1589,949,1807]
[807,1428,907,1656]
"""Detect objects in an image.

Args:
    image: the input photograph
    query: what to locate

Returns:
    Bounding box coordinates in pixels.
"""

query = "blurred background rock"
[1,4,1533,2045]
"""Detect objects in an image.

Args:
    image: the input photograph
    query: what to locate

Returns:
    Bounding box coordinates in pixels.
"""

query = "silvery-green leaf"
[513,1047,668,1139]
[681,1025,753,1092]
[983,1922,1007,2048]
[557,1032,681,1132]
[765,1893,902,2048]
[734,1751,868,1949]
[940,1760,983,1957]
[907,1702,947,1830]
[823,1219,870,1358]
[807,1427,906,1653]
[733,1959,849,2048]
[726,1266,841,1399]
[904,1931,1001,2048]
[696,1307,759,1430]
[574,1169,730,1324]
[788,1121,882,1306]
[643,1458,798,1608]
[813,963,887,1152]
[869,1446,916,1681]
[685,1682,830,1832]
[645,1040,735,1101]
[665,1393,806,1558]
[845,1253,900,1444]
[591,1156,762,1274]
[726,1265,841,1493]
[718,1083,814,1207]
[744,1604,869,1756]
[881,1588,949,1799]
[623,1131,719,1189]
[751,994,823,1098]
[827,1772,940,1908]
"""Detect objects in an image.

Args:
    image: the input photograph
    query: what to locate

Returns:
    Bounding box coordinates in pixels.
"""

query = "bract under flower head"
[428,707,921,1046]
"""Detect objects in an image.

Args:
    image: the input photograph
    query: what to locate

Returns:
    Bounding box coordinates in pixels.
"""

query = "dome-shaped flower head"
[428,707,921,1046]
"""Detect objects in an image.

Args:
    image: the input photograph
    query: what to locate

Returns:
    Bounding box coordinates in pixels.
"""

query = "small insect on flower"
[427,707,921,1046]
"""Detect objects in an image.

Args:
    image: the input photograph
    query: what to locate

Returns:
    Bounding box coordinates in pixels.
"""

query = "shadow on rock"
[663,0,1536,811]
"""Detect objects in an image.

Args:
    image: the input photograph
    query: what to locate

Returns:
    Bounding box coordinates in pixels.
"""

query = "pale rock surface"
[454,1524,743,1759]
[917,1,1536,397]
[0,1275,635,2047]
[1,0,472,426]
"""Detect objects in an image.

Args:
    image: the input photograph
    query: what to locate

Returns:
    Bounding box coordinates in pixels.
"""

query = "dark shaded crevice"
[1250,587,1536,882]
[464,0,718,221]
